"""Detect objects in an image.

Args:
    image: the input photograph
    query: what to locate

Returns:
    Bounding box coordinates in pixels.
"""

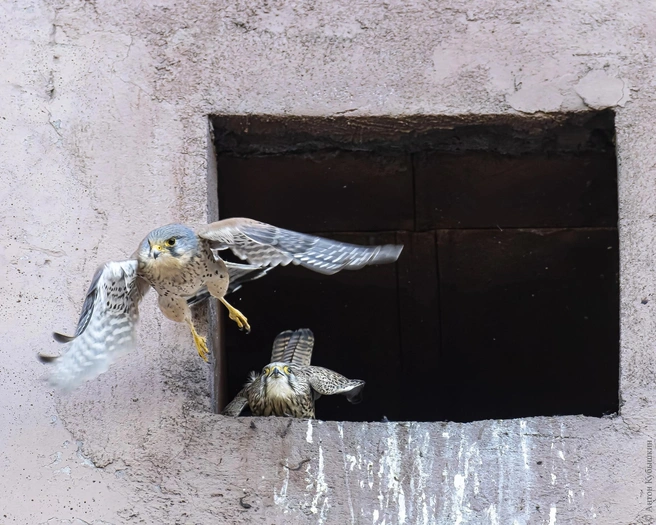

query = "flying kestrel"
[222,328,365,419]
[40,219,402,390]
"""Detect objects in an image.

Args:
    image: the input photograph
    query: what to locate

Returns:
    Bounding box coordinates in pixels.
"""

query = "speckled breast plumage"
[139,242,227,298]
[246,367,316,418]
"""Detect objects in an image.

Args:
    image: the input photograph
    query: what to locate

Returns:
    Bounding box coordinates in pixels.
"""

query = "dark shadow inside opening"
[211,111,619,423]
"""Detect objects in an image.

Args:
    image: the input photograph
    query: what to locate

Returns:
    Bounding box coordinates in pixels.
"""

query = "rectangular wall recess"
[211,111,619,423]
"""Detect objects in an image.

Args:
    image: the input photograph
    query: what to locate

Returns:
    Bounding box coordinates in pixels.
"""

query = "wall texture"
[0,0,655,523]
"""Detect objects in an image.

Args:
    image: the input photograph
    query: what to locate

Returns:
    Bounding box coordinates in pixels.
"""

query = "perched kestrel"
[222,328,365,419]
[40,219,402,390]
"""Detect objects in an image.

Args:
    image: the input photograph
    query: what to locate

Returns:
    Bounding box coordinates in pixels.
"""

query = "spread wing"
[186,262,272,308]
[306,366,365,404]
[39,260,149,391]
[196,218,403,275]
[270,328,314,366]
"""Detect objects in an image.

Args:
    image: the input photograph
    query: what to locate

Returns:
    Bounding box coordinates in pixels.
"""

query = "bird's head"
[261,362,298,396]
[137,224,199,271]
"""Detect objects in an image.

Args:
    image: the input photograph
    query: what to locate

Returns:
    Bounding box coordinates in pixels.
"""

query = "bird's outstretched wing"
[270,328,314,366]
[186,262,272,307]
[306,366,365,404]
[196,218,403,275]
[39,260,149,391]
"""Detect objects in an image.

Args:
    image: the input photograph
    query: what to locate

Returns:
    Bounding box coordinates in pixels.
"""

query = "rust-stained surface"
[0,0,653,523]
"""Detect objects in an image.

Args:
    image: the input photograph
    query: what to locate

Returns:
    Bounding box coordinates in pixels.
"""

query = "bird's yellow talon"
[186,319,210,362]
[220,297,251,333]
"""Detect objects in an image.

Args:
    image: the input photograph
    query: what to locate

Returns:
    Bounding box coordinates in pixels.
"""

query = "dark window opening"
[211,111,619,423]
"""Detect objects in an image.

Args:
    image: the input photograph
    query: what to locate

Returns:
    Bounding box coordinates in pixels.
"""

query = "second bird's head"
[261,362,299,391]
[138,224,199,269]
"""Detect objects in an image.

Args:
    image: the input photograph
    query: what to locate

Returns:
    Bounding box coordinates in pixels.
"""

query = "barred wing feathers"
[40,261,148,391]
[197,218,403,275]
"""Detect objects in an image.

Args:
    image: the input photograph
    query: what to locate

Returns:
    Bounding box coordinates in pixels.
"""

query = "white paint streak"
[549,506,557,525]
[453,474,466,525]
[310,446,329,523]
[558,450,565,461]
[337,422,356,525]
[306,419,313,444]
[551,473,557,485]
[487,503,499,525]
[346,454,357,471]
[449,428,480,525]
[273,459,290,508]
[412,431,433,525]
[376,426,406,524]
[520,420,529,469]
[519,420,532,524]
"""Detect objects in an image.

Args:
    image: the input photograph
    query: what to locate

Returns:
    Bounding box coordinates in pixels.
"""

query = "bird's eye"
[284,366,291,374]
[165,238,176,247]
[264,367,270,375]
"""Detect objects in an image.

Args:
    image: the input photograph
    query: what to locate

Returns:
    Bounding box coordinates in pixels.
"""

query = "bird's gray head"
[137,224,199,268]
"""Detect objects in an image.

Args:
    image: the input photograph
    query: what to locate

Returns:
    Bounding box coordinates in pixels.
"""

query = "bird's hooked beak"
[150,244,163,260]
[270,366,283,378]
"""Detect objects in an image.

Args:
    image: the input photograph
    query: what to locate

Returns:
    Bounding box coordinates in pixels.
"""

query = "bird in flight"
[222,328,365,419]
[40,218,402,390]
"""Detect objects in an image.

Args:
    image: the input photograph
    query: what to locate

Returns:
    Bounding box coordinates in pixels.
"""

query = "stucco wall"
[1,0,655,523]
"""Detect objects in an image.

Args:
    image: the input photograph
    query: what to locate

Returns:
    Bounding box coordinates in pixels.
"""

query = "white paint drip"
[486,503,499,525]
[519,420,532,524]
[453,474,466,525]
[310,446,329,523]
[449,428,480,525]
[412,431,433,525]
[346,454,357,471]
[337,422,356,525]
[520,420,529,469]
[375,427,406,524]
[306,419,313,444]
[398,486,406,524]
[549,506,557,525]
[273,459,290,507]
